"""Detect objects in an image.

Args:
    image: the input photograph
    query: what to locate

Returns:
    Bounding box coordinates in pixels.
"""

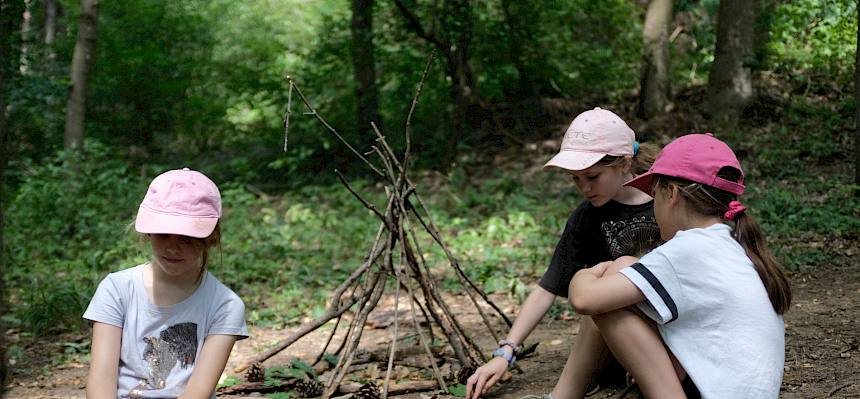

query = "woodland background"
[0,0,858,395]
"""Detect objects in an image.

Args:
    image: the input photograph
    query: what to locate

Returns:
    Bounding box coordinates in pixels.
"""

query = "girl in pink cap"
[84,168,248,399]
[467,108,663,399]
[568,134,791,398]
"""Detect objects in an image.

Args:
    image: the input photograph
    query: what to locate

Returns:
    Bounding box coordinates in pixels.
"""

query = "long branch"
[287,78,385,178]
[234,287,365,372]
[407,197,513,327]
[324,276,388,399]
[404,49,436,163]
[382,258,403,399]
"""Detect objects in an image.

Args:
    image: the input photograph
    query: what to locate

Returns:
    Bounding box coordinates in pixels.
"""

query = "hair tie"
[723,200,747,221]
[633,141,639,156]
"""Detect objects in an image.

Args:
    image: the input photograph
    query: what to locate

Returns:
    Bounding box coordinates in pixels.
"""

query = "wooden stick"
[234,285,365,373]
[324,276,388,398]
[283,77,293,152]
[312,313,343,366]
[404,50,436,164]
[382,257,403,399]
[406,198,513,327]
[287,77,385,178]
[401,248,448,393]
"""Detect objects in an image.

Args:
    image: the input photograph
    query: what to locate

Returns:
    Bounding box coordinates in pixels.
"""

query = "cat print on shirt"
[127,322,198,398]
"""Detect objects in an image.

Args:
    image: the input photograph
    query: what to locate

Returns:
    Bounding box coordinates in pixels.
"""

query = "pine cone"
[455,365,476,385]
[354,381,381,399]
[295,380,324,398]
[245,362,265,383]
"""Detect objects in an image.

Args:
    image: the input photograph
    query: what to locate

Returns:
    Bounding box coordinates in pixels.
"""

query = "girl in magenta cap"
[467,108,663,399]
[568,134,791,398]
[84,168,248,399]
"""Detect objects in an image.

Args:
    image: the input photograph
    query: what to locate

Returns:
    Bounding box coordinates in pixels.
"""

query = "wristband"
[498,339,521,355]
[492,347,516,366]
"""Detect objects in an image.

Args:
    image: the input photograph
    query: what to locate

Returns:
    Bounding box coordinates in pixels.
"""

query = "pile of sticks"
[233,52,512,399]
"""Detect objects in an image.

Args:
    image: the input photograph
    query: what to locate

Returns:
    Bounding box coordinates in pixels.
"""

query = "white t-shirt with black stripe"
[619,223,784,399]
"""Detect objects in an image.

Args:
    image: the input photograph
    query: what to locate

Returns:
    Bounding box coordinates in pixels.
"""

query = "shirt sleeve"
[209,290,249,340]
[538,204,594,297]
[82,273,125,328]
[619,250,682,324]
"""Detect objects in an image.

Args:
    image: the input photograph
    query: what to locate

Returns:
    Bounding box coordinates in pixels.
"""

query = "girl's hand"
[465,356,509,399]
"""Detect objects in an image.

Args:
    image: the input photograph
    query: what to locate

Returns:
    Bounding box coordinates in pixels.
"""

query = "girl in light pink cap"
[467,108,664,399]
[84,168,248,399]
[568,133,791,398]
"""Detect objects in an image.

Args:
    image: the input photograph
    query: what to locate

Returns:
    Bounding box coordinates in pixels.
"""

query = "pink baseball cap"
[135,168,222,238]
[544,107,635,171]
[625,133,745,195]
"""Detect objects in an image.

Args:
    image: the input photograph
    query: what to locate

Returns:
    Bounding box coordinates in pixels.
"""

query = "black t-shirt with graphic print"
[538,200,662,297]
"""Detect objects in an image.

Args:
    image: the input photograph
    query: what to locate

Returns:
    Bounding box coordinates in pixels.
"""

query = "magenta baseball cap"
[544,107,635,171]
[135,168,222,238]
[625,133,745,195]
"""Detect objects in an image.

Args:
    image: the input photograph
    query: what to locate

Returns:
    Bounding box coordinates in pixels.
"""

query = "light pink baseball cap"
[625,133,745,195]
[135,168,222,238]
[544,107,635,171]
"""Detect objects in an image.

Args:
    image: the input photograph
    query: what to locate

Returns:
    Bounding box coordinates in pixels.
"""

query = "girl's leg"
[592,308,686,399]
[550,317,611,399]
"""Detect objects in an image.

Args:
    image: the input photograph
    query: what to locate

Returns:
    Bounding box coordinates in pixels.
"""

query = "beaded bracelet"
[498,339,521,355]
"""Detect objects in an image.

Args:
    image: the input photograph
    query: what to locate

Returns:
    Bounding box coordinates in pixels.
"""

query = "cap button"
[593,107,602,110]
[705,132,714,137]
[182,167,190,171]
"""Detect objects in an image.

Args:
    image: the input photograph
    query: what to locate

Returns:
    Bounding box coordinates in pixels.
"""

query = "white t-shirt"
[619,224,784,399]
[83,264,248,398]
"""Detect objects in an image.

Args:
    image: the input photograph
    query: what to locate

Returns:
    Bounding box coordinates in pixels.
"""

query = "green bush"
[5,141,148,335]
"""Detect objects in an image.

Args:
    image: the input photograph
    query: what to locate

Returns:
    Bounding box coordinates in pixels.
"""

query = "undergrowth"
[4,93,857,356]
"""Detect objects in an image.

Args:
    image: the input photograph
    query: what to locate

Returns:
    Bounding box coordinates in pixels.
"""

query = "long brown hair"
[654,169,792,314]
[599,142,660,176]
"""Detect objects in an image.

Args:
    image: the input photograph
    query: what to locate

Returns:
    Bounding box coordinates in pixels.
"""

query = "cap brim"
[624,172,656,195]
[543,151,605,172]
[135,206,218,238]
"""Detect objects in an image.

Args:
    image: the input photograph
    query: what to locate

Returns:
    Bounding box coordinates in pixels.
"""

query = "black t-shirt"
[538,200,662,297]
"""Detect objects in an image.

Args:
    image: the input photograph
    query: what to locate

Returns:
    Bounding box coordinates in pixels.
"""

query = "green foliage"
[217,375,242,389]
[720,96,858,270]
[769,0,858,92]
[4,0,858,341]
[5,141,148,335]
[448,383,467,397]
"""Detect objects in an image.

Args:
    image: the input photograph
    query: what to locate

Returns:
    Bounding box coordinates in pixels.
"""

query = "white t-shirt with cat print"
[84,264,248,398]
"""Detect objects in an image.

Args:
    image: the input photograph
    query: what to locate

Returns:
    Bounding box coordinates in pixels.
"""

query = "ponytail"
[654,172,792,314]
[598,141,660,176]
[732,212,792,314]
[631,142,660,176]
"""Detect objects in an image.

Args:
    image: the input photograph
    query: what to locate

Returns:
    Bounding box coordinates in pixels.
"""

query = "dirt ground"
[4,258,859,399]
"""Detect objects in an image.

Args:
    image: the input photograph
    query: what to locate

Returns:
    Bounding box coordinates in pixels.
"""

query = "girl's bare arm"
[87,322,122,399]
[179,334,238,399]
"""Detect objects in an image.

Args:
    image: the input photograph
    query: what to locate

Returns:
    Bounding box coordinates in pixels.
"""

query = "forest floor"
[4,100,858,398]
[4,254,859,399]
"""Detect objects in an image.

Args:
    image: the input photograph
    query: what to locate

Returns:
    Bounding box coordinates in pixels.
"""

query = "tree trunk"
[18,0,30,74]
[637,0,672,119]
[45,0,57,44]
[706,0,756,121]
[64,0,99,151]
[44,0,57,61]
[351,0,382,138]
[392,0,476,160]
[0,0,25,391]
